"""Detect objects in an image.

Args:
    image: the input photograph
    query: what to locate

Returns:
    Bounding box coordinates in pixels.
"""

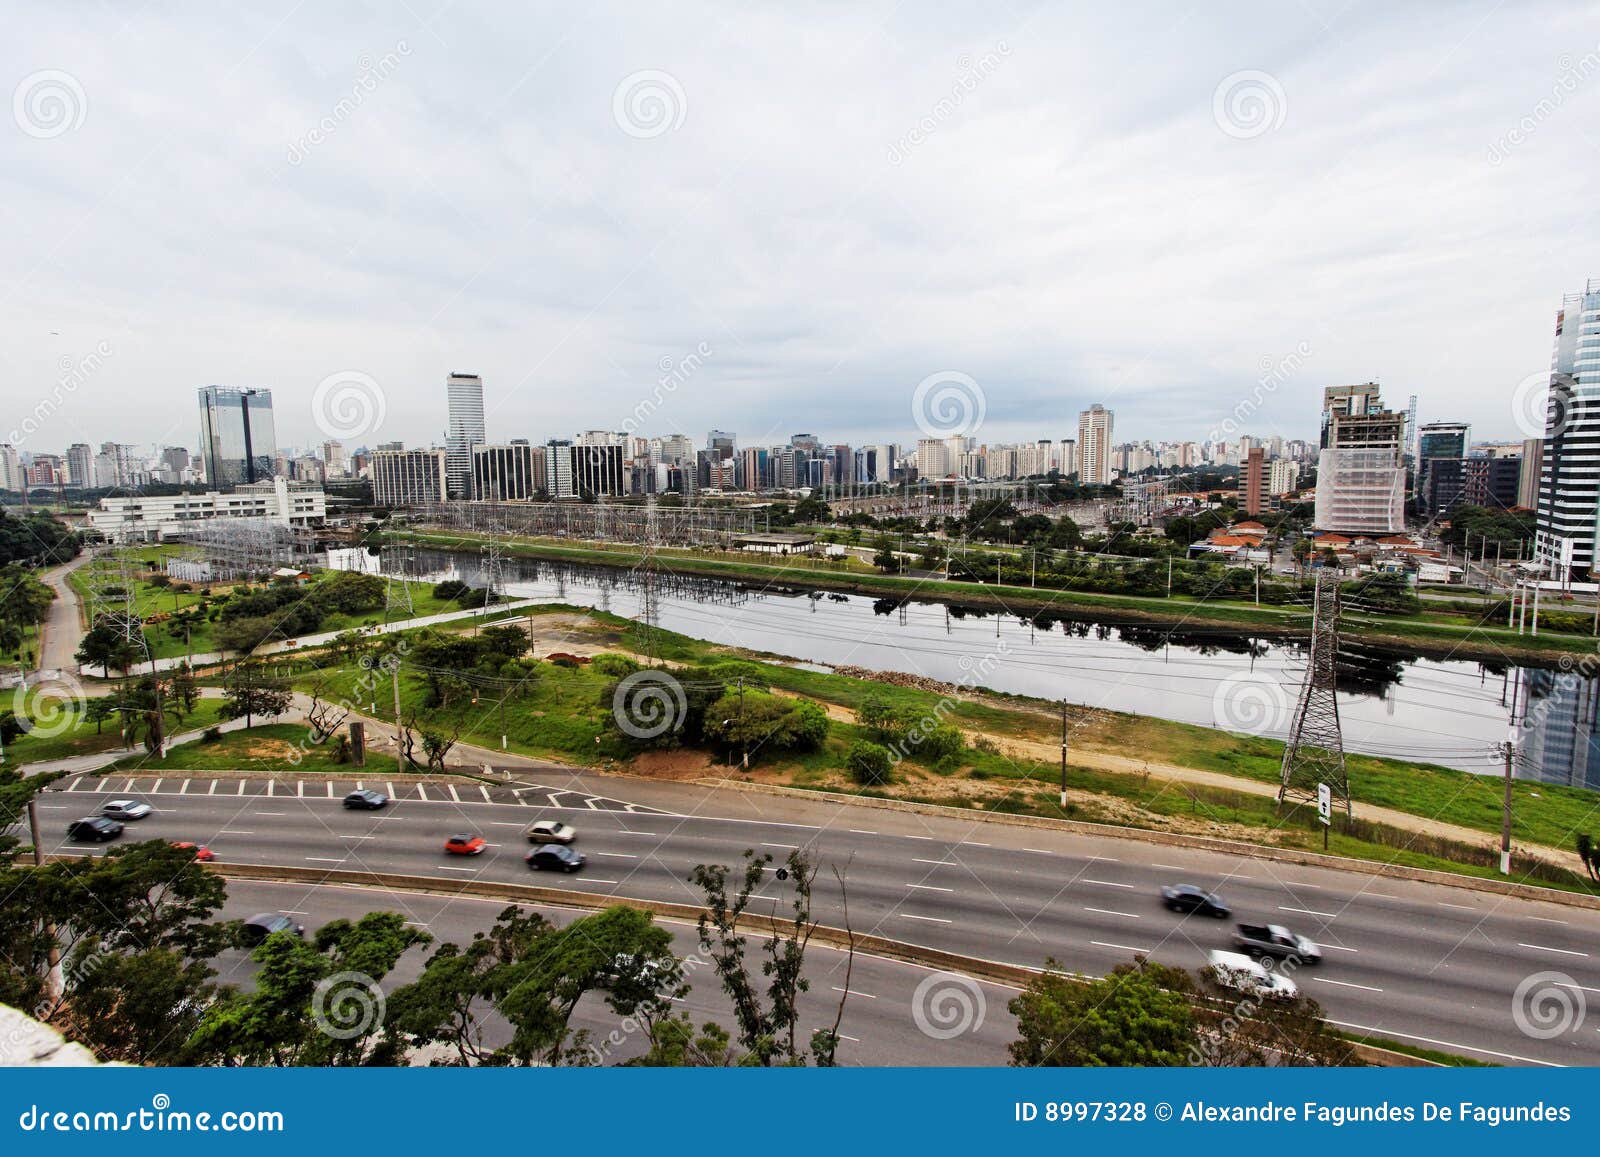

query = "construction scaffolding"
[165,518,319,582]
[1277,568,1350,813]
[415,500,756,548]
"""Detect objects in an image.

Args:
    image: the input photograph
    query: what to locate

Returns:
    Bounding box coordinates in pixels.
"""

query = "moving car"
[343,788,389,810]
[443,835,487,856]
[170,841,217,862]
[67,817,123,842]
[1232,923,1321,964]
[241,913,306,947]
[1207,950,1300,1000]
[525,820,577,844]
[1160,883,1231,918]
[100,799,152,821]
[525,845,585,872]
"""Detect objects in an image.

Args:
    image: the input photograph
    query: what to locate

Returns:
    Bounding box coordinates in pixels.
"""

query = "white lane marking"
[449,784,461,803]
[1519,942,1590,958]
[266,780,274,797]
[614,830,659,836]
[179,779,190,794]
[833,986,876,999]
[219,830,254,835]
[253,812,285,817]
[1284,882,1322,889]
[573,878,619,885]
[1084,907,1140,919]
[839,1033,861,1043]
[1312,977,1383,993]
[479,786,491,803]
[123,779,134,792]
[1279,906,1338,919]
[36,804,69,809]
[904,835,935,841]
[1438,901,1477,911]
[594,851,638,858]
[436,864,479,873]
[849,829,878,835]
[1318,944,1359,953]
[762,841,798,849]
[341,835,377,840]
[149,778,164,792]
[236,781,244,795]
[905,883,953,892]
[305,856,347,863]
[912,858,958,866]
[1091,857,1120,864]
[1529,916,1570,926]
[296,781,304,798]
[1151,863,1186,871]
[404,921,429,928]
[1555,980,1600,995]
[387,782,396,798]
[490,821,523,828]
[1091,940,1151,954]
[208,780,217,795]
[962,841,991,848]
[1326,1019,1560,1067]
[1023,848,1054,855]
[280,910,309,915]
[1083,879,1136,889]
[326,782,334,798]
[901,913,952,924]
[416,784,428,801]
[69,777,84,791]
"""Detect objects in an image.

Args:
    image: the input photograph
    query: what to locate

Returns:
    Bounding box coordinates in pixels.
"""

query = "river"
[327,546,1592,786]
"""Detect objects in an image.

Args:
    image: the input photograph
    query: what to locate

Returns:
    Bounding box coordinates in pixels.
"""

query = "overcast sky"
[5,1,1600,458]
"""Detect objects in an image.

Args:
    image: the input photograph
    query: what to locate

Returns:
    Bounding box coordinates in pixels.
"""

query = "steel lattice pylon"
[1278,568,1350,813]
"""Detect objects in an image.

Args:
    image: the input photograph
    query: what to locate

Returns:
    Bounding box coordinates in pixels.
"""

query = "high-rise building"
[1462,456,1522,510]
[472,441,539,501]
[0,445,23,493]
[1268,458,1300,496]
[65,443,93,488]
[1058,438,1077,478]
[544,440,576,498]
[572,443,625,497]
[1313,384,1406,534]
[444,372,486,500]
[1537,281,1600,581]
[1077,405,1114,484]
[1243,447,1266,516]
[707,430,736,459]
[371,448,448,506]
[1417,421,1471,516]
[1519,438,1543,509]
[198,385,276,487]
[916,438,949,479]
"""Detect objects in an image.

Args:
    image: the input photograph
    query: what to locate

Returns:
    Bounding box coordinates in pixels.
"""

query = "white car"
[525,819,577,844]
[1207,950,1299,1000]
[100,799,153,821]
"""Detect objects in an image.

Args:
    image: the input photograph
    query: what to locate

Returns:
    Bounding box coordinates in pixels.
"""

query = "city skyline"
[9,6,1600,454]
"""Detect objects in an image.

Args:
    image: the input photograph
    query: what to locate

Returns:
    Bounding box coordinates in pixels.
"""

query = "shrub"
[589,653,641,678]
[200,727,222,744]
[432,579,468,601]
[846,741,893,785]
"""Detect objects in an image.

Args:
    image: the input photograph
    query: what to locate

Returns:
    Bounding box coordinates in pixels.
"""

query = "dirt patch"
[628,748,718,780]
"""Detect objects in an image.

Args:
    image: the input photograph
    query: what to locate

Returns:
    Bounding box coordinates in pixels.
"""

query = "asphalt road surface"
[205,879,1017,1066]
[33,766,1600,1066]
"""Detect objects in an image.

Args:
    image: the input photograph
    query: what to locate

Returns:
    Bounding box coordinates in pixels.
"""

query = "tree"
[871,536,901,574]
[220,662,292,728]
[417,722,459,772]
[845,740,892,785]
[1009,957,1197,1067]
[168,663,199,717]
[689,849,849,1066]
[61,948,218,1065]
[76,617,146,675]
[305,678,351,742]
[1578,834,1597,881]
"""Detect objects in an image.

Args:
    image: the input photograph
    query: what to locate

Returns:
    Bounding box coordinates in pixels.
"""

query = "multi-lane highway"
[33,765,1600,1066]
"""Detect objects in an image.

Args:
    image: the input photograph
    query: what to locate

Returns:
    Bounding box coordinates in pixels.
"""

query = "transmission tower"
[83,545,152,675]
[1277,568,1350,813]
[634,496,662,665]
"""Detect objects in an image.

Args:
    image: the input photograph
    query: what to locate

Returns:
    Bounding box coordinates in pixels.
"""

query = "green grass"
[100,722,352,774]
[6,696,229,765]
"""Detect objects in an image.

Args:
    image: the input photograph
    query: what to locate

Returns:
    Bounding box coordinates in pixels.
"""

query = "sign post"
[1317,782,1332,850]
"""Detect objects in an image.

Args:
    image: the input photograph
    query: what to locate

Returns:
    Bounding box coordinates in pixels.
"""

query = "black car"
[1160,883,1231,918]
[67,817,123,842]
[343,789,389,810]
[240,913,306,947]
[525,845,586,873]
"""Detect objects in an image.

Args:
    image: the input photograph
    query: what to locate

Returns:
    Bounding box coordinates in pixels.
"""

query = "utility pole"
[1059,701,1068,809]
[1499,731,1516,875]
[738,676,748,769]
[27,799,61,999]
[391,657,405,774]
[1167,555,1173,597]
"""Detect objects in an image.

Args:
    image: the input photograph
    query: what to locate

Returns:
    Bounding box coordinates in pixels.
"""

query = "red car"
[443,835,487,856]
[171,841,216,862]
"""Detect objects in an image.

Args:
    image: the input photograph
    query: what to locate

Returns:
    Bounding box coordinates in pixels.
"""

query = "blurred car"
[1233,923,1321,964]
[525,820,577,844]
[170,841,217,862]
[1207,950,1300,1000]
[525,845,585,872]
[443,835,487,856]
[343,789,389,810]
[1160,883,1231,918]
[241,913,306,947]
[67,817,123,842]
[100,799,152,821]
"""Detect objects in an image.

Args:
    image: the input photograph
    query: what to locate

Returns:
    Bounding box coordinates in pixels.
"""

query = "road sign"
[1317,782,1332,826]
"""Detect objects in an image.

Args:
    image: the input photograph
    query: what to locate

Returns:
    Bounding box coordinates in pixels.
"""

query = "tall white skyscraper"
[1536,280,1600,581]
[1077,404,1114,485]
[444,373,485,500]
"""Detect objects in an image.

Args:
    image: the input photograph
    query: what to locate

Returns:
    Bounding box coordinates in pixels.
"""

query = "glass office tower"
[198,386,277,487]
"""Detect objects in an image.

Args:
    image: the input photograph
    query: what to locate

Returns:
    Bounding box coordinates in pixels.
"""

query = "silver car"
[101,799,153,821]
[525,819,577,844]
